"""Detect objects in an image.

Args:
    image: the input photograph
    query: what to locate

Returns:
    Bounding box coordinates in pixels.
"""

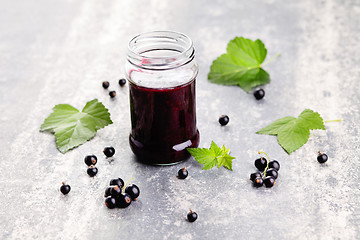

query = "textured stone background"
[0,0,359,239]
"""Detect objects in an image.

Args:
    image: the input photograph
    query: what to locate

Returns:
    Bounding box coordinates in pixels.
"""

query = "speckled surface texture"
[0,0,359,239]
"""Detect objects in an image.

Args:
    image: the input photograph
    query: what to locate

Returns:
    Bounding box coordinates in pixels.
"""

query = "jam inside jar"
[126,31,199,165]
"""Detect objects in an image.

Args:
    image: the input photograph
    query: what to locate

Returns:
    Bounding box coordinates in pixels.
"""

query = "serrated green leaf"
[277,121,310,154]
[208,37,270,93]
[297,109,325,130]
[219,154,235,170]
[40,104,79,132]
[187,147,217,170]
[210,141,222,155]
[256,109,326,154]
[256,116,296,135]
[227,38,267,65]
[40,99,112,153]
[187,142,235,170]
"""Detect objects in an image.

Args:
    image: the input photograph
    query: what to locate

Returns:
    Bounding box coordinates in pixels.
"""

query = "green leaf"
[219,154,235,170]
[257,109,325,154]
[187,141,235,170]
[186,147,217,170]
[208,37,271,92]
[297,109,325,130]
[40,99,112,153]
[256,116,296,135]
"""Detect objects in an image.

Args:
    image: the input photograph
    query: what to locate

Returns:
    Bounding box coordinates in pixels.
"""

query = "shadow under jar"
[126,31,199,165]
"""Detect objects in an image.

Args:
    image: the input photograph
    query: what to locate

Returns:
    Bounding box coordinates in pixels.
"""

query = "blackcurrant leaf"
[208,37,272,93]
[40,99,112,153]
[256,109,325,154]
[187,141,235,170]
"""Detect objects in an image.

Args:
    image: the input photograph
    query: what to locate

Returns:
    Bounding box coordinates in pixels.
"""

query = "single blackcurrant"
[84,155,97,166]
[125,184,140,200]
[119,78,126,86]
[110,186,122,197]
[187,210,198,222]
[109,178,124,188]
[317,151,328,163]
[250,172,262,182]
[177,167,188,179]
[268,160,280,171]
[102,81,110,89]
[103,147,115,157]
[254,157,267,171]
[253,177,263,187]
[264,176,276,188]
[266,168,278,179]
[105,197,117,209]
[60,182,71,195]
[219,115,229,126]
[104,187,111,197]
[87,165,98,177]
[116,193,132,208]
[254,89,265,100]
[109,91,116,98]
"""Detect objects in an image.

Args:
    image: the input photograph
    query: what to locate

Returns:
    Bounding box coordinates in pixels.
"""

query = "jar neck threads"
[127,31,195,70]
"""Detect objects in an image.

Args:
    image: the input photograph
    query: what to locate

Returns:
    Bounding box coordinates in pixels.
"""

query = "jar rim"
[127,31,194,70]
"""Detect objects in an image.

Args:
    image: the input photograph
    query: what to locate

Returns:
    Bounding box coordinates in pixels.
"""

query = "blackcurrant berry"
[219,115,229,126]
[254,89,265,100]
[110,186,122,197]
[84,155,97,166]
[177,167,188,179]
[87,165,98,177]
[60,182,71,195]
[109,178,124,188]
[104,187,111,197]
[103,147,115,157]
[317,151,328,163]
[109,91,116,98]
[125,184,140,200]
[105,197,117,209]
[254,157,267,171]
[264,176,276,188]
[102,81,110,89]
[268,160,280,171]
[253,177,263,187]
[250,172,262,182]
[116,193,132,208]
[119,78,126,86]
[266,168,278,179]
[187,210,198,222]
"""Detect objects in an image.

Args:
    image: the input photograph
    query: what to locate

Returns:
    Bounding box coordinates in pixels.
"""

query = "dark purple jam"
[129,78,199,165]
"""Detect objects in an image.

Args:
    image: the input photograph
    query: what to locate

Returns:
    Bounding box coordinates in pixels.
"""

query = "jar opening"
[127,31,195,70]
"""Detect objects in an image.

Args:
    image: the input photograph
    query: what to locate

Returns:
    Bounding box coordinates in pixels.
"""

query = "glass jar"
[125,31,199,165]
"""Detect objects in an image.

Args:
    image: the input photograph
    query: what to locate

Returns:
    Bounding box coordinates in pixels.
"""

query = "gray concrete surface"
[0,0,359,239]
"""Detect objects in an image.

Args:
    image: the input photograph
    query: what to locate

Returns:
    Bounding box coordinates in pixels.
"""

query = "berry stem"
[324,119,342,123]
[261,53,281,67]
[258,151,270,178]
[122,178,134,193]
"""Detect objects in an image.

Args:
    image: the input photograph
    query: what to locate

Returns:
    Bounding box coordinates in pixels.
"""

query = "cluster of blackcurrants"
[104,178,140,209]
[102,78,127,98]
[84,147,116,177]
[250,157,280,188]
